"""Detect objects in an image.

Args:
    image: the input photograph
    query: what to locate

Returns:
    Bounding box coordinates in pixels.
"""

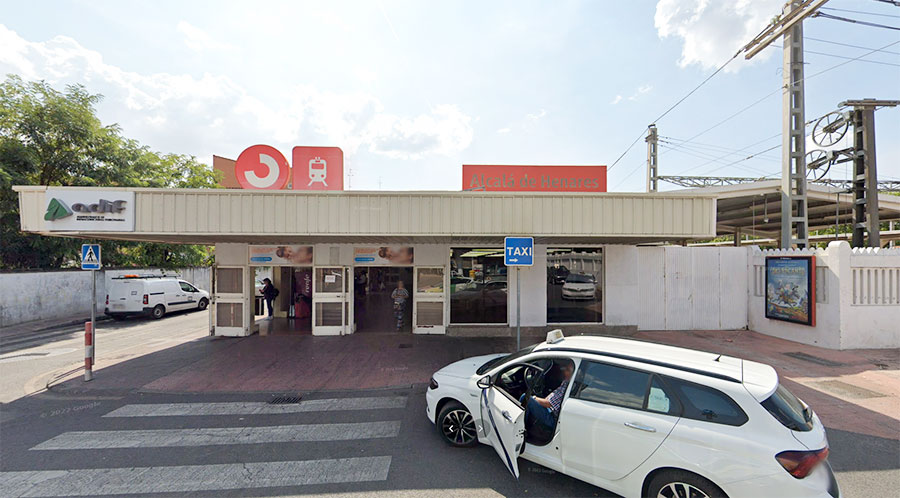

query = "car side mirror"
[476,375,491,390]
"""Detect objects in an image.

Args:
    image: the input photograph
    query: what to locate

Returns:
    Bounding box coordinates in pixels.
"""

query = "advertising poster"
[354,247,414,265]
[249,245,313,265]
[765,256,816,326]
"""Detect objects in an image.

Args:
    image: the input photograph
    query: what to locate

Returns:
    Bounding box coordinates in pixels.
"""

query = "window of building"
[450,248,507,324]
[547,248,602,323]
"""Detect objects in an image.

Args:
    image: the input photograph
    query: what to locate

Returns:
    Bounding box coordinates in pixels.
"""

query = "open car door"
[480,383,525,478]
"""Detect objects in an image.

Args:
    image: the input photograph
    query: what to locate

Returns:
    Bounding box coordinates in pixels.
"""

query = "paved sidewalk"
[632,329,899,441]
[50,327,898,442]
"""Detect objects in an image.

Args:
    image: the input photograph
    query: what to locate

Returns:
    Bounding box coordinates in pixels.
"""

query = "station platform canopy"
[666,179,900,241]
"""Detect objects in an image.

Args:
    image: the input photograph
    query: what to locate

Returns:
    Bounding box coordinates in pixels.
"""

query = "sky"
[1,0,898,192]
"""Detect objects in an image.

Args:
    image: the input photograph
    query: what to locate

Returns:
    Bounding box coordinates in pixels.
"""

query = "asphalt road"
[0,315,896,497]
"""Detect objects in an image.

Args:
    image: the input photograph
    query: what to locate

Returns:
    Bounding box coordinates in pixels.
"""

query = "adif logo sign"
[234,145,343,190]
[43,189,135,232]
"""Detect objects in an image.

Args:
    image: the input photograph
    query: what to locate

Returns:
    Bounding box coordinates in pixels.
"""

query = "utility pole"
[742,0,830,248]
[646,124,658,193]
[840,99,900,247]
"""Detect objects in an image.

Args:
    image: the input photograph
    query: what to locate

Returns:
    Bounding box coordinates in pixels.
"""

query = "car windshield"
[761,383,813,432]
[566,274,595,283]
[476,344,538,375]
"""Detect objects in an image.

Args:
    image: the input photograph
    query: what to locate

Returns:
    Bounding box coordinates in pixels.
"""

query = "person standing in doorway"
[391,280,410,330]
[261,278,278,318]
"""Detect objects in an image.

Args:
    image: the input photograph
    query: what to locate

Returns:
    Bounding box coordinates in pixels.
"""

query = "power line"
[821,6,900,18]
[773,44,900,66]
[659,139,779,165]
[614,39,900,185]
[611,161,648,191]
[813,11,900,30]
[872,0,900,7]
[660,144,776,176]
[607,49,742,171]
[681,40,900,147]
[806,36,900,55]
[660,136,782,159]
[678,131,782,175]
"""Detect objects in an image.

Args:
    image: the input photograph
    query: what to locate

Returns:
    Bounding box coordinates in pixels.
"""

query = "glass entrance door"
[312,266,351,335]
[413,266,446,334]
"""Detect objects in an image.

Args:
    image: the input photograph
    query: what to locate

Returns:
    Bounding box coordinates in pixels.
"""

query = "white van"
[105,275,210,320]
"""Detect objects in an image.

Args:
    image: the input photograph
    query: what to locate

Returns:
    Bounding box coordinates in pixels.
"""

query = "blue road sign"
[504,237,534,266]
[81,244,101,270]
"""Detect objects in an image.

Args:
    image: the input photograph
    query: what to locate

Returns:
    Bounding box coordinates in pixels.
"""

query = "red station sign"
[462,165,607,192]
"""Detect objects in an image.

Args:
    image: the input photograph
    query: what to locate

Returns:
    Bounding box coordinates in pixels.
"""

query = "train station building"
[13,145,900,349]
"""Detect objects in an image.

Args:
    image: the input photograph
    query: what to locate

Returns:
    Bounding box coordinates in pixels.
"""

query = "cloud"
[176,21,231,53]
[496,127,511,134]
[654,0,782,71]
[0,24,472,161]
[525,109,547,124]
[610,84,652,105]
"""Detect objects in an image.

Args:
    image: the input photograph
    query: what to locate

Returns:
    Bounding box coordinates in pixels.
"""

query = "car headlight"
[429,377,439,390]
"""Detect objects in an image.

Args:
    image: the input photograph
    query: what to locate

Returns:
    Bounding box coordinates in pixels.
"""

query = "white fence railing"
[852,267,900,306]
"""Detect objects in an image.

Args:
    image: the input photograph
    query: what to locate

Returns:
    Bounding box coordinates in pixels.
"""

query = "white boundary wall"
[605,246,748,331]
[0,267,211,328]
[749,241,900,349]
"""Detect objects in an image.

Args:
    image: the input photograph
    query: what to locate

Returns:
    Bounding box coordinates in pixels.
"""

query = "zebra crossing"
[1,393,408,497]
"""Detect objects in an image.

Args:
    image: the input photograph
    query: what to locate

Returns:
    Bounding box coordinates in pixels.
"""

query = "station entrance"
[253,266,312,335]
[353,267,413,332]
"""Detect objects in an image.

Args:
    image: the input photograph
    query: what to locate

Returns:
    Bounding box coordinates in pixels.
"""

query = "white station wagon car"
[426,331,839,498]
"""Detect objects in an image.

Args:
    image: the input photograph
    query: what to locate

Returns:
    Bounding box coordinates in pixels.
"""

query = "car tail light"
[143,294,149,305]
[105,294,109,305]
[776,447,829,479]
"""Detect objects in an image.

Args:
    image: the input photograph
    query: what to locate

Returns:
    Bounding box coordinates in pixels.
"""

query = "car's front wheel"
[437,401,478,448]
[646,470,726,498]
[197,298,209,311]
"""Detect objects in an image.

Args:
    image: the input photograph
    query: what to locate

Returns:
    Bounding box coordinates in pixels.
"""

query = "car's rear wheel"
[151,305,165,320]
[437,401,478,448]
[647,470,726,498]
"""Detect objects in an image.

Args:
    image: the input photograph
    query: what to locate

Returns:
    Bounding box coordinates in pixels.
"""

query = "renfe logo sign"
[463,165,607,192]
[233,145,343,190]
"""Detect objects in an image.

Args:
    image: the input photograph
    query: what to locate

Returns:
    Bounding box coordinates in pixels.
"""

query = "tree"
[0,75,221,269]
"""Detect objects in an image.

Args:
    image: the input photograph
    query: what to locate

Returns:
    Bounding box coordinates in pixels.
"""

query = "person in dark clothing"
[261,278,278,317]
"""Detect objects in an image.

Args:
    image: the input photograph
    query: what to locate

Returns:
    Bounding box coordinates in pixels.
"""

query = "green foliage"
[0,75,222,269]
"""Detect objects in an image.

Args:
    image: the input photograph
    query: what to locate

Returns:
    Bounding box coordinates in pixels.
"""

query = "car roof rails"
[112,273,180,280]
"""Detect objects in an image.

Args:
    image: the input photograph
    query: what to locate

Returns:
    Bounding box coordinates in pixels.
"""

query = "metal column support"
[780,1,810,249]
[851,107,879,247]
[646,124,658,193]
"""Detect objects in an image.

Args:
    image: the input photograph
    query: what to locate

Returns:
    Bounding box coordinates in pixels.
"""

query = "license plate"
[112,304,124,310]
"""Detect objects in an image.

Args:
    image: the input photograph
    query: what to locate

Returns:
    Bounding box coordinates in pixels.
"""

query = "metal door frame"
[312,266,351,336]
[413,266,446,335]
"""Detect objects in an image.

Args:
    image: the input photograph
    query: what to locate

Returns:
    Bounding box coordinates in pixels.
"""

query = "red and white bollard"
[84,321,93,381]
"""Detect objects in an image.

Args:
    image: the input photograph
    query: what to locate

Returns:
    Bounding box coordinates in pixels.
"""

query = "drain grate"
[783,352,844,367]
[268,395,303,405]
[398,343,413,349]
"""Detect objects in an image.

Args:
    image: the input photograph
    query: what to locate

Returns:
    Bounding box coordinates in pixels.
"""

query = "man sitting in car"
[524,359,575,431]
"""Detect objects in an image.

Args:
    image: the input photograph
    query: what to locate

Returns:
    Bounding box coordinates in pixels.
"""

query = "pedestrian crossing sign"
[81,244,101,270]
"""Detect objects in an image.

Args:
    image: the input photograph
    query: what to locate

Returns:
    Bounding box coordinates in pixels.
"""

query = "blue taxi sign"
[504,237,533,266]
